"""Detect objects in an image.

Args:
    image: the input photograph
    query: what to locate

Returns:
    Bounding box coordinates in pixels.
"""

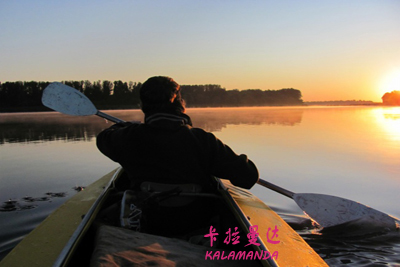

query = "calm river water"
[1,106,400,266]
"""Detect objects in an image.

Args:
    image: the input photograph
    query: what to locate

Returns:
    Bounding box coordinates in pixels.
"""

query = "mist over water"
[1,106,400,265]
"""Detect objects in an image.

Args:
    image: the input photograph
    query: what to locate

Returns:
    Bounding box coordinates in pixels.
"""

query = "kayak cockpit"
[65,168,265,267]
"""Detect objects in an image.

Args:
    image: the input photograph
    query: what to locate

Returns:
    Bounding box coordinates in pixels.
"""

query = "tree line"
[0,80,303,112]
[382,90,400,106]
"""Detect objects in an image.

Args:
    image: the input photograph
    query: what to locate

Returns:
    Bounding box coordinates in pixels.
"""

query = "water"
[1,106,400,265]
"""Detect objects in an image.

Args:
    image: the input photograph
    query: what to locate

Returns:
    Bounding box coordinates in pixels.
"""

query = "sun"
[379,69,400,97]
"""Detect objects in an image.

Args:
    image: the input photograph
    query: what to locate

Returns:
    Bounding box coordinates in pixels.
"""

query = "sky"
[1,0,400,102]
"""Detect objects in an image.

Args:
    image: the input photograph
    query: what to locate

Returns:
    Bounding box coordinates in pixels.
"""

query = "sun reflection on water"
[373,107,400,142]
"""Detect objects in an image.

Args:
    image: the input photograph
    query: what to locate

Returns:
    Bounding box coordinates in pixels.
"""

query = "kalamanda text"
[205,250,278,261]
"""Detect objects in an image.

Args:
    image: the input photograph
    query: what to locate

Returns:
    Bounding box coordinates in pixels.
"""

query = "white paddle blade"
[42,82,97,116]
[294,193,396,228]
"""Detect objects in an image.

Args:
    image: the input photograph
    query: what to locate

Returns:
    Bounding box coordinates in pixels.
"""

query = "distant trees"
[181,85,303,107]
[0,81,51,112]
[0,80,142,112]
[382,91,400,106]
[0,80,303,112]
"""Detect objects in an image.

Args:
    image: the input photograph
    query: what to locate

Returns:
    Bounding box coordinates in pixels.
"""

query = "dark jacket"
[96,112,259,190]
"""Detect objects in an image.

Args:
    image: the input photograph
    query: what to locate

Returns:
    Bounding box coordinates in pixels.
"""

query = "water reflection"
[0,112,138,144]
[373,107,400,142]
[189,107,303,131]
[0,108,303,144]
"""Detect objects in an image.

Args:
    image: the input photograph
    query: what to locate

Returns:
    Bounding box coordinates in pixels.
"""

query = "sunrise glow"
[379,70,400,98]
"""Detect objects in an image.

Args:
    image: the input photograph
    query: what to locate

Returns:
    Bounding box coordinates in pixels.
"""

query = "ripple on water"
[0,191,67,212]
[282,212,400,266]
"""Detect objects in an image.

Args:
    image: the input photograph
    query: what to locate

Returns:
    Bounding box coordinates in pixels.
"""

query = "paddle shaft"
[71,104,297,200]
[92,108,298,201]
[84,108,297,201]
[74,104,300,206]
[257,179,295,198]
[96,111,125,124]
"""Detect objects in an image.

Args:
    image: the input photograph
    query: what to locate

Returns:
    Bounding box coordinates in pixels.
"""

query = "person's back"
[96,76,259,190]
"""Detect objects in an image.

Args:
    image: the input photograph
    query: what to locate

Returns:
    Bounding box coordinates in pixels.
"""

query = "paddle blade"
[42,82,97,116]
[293,193,396,228]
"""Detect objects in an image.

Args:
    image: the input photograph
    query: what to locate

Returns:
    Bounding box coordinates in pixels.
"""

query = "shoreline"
[1,103,393,114]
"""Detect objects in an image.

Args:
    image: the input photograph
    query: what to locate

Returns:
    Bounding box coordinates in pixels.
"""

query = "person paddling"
[96,76,259,191]
[96,76,259,235]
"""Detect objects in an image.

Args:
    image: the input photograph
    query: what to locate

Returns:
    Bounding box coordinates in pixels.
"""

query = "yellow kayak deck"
[220,180,327,266]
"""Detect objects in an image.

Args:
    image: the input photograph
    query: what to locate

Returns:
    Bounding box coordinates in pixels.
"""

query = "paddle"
[257,179,396,228]
[42,82,397,229]
[42,82,125,123]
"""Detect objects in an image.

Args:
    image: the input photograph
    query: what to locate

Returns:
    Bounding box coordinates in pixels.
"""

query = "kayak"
[0,167,327,267]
